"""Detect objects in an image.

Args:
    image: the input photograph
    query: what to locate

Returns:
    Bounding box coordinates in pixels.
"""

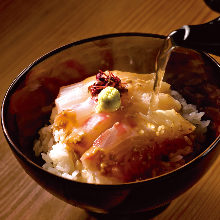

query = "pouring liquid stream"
[150,16,220,111]
[150,37,175,111]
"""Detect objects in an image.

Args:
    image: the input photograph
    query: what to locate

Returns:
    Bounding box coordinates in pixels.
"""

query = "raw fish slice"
[55,79,95,114]
[141,109,195,139]
[83,122,136,154]
[113,71,170,93]
[157,93,181,111]
[53,110,120,155]
[71,113,121,154]
[81,122,144,182]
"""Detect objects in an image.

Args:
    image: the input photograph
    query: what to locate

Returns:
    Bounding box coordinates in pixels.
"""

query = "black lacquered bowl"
[1,33,220,216]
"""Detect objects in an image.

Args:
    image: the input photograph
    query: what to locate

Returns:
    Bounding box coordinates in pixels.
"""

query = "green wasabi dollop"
[96,87,121,113]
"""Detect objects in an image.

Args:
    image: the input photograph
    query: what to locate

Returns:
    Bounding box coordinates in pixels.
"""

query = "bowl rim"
[1,32,220,187]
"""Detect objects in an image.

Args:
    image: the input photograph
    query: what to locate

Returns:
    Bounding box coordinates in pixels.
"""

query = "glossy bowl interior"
[1,33,220,215]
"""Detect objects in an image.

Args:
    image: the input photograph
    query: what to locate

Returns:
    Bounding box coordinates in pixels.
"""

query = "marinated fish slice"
[53,110,120,155]
[141,109,195,139]
[55,78,95,113]
[157,93,181,111]
[81,119,194,183]
[113,71,170,94]
[81,122,138,182]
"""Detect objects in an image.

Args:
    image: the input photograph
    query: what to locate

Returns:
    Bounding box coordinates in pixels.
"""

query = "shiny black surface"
[170,17,220,56]
[204,0,220,12]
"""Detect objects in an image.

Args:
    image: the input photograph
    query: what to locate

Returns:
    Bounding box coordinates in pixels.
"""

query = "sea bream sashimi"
[52,70,195,183]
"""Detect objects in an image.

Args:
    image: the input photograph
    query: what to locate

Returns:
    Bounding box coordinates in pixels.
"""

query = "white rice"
[171,90,210,140]
[33,90,210,183]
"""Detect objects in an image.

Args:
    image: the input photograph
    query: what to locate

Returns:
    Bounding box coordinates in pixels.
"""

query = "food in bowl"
[33,70,210,184]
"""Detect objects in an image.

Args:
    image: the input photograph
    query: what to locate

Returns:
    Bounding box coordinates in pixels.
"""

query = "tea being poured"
[150,36,174,110]
[151,16,220,110]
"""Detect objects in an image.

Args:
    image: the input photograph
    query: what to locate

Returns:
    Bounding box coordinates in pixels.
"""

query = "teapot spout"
[169,17,220,56]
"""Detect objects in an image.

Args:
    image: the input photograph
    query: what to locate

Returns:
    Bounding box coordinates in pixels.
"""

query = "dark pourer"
[169,17,220,56]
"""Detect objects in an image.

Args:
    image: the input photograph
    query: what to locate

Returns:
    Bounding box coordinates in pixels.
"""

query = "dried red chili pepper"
[88,70,127,97]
